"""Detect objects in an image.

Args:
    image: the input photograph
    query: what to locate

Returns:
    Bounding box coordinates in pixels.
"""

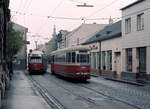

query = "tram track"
[31,75,99,106]
[28,72,142,109]
[43,74,141,109]
[28,75,67,109]
[78,84,142,109]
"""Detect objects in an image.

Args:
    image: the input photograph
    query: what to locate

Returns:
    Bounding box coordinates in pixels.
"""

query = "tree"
[8,24,25,56]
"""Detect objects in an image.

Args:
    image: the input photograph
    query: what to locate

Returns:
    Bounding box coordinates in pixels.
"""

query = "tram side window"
[66,53,71,63]
[72,52,76,63]
[51,56,54,63]
[55,53,65,63]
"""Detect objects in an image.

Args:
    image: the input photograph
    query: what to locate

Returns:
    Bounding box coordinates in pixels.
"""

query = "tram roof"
[29,50,44,56]
[51,45,90,55]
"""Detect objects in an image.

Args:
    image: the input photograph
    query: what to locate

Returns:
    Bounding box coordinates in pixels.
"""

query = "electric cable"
[86,0,120,18]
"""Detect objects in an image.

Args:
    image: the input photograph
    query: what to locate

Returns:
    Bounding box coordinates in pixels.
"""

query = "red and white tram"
[50,46,91,80]
[28,50,47,74]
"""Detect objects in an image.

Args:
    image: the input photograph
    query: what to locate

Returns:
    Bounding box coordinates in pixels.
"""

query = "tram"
[50,46,91,80]
[28,50,47,74]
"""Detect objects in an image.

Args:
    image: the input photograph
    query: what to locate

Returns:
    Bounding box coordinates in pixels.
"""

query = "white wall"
[101,37,122,71]
[122,0,150,48]
[66,24,106,48]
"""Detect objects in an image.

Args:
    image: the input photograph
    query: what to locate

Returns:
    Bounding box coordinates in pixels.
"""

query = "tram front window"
[30,57,42,63]
[77,54,89,64]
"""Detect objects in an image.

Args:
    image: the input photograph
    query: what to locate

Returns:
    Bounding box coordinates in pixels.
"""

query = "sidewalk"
[91,73,150,86]
[1,70,51,109]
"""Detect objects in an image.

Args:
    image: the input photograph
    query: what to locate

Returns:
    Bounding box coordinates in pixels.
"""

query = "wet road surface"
[28,70,150,109]
[2,70,150,109]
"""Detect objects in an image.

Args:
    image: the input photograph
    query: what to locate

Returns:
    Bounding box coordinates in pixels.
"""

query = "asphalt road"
[26,70,150,109]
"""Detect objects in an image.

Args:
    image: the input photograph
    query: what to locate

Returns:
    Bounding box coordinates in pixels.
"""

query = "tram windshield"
[30,57,42,63]
[77,54,89,64]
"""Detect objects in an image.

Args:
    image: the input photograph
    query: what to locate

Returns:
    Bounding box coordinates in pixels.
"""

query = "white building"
[83,21,122,76]
[121,0,150,80]
[66,23,107,48]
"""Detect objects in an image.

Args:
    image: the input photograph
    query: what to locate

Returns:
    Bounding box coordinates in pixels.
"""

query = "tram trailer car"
[50,46,91,80]
[28,50,47,74]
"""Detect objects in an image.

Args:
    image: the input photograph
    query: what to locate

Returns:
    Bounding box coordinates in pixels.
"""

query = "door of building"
[139,47,146,73]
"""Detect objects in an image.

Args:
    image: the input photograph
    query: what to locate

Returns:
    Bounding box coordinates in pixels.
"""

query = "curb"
[91,74,99,77]
[104,77,144,86]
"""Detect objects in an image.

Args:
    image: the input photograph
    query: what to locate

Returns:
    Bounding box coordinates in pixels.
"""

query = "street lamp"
[76,3,94,7]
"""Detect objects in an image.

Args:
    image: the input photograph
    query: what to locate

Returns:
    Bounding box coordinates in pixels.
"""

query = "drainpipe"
[99,41,101,75]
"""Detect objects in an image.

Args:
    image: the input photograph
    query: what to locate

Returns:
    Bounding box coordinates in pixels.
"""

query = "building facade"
[121,0,150,79]
[57,30,69,49]
[66,23,107,48]
[0,0,10,106]
[12,23,28,70]
[83,21,122,76]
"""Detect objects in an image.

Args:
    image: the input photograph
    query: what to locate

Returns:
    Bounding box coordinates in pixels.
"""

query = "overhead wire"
[69,0,84,4]
[11,10,119,21]
[16,0,23,13]
[36,0,66,34]
[86,0,120,18]
[24,0,33,12]
[21,0,30,12]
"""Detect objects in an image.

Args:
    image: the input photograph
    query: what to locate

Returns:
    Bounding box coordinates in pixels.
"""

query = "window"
[138,47,146,73]
[77,54,89,64]
[125,18,131,34]
[72,52,76,63]
[137,13,144,31]
[107,50,112,70]
[97,52,101,69]
[30,57,42,63]
[102,51,106,70]
[126,48,132,72]
[66,52,71,63]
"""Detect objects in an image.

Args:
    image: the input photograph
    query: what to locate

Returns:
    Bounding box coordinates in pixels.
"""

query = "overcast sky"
[9,0,136,49]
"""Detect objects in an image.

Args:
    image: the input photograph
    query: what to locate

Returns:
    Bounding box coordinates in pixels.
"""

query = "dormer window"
[106,31,112,34]
[96,34,101,37]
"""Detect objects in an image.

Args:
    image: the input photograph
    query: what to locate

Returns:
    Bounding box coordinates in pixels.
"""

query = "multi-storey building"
[0,0,10,105]
[121,0,150,80]
[12,23,28,70]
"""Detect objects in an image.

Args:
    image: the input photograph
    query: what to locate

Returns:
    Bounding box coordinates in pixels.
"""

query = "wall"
[66,24,106,48]
[122,0,150,48]
[101,37,122,72]
[12,23,28,70]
